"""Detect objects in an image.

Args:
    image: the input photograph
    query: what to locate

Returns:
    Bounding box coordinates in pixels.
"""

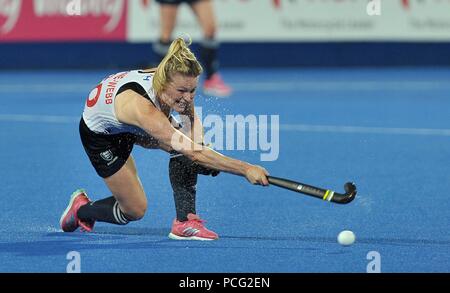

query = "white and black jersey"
[82,70,162,135]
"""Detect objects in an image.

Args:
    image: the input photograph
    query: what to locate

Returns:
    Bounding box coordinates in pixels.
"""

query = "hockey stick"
[267,176,357,204]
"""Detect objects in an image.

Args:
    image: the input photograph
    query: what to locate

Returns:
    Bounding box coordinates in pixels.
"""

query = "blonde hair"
[153,37,203,96]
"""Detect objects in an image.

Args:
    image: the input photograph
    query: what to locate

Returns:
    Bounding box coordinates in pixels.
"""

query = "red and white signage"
[0,0,127,42]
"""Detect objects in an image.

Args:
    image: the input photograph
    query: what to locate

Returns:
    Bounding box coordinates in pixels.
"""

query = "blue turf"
[0,68,449,272]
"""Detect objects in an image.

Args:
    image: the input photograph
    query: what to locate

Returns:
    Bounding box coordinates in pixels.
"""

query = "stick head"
[341,182,357,203]
[344,182,357,195]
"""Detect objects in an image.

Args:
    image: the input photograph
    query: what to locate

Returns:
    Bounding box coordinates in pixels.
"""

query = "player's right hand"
[245,165,269,186]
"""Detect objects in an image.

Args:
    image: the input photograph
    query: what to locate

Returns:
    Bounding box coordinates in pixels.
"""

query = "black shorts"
[155,0,203,5]
[79,118,137,178]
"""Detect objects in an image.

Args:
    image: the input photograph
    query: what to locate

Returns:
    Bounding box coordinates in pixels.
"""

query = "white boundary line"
[1,114,450,137]
[278,124,450,137]
[0,83,92,93]
[230,81,450,92]
[1,80,450,93]
[0,114,79,123]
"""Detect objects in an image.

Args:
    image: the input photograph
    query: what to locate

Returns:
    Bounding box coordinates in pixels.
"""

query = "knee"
[123,199,147,221]
[202,22,216,39]
[203,28,216,40]
[127,209,146,221]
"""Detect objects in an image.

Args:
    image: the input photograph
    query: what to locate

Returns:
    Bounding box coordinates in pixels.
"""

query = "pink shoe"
[203,73,232,97]
[60,189,95,232]
[168,213,218,241]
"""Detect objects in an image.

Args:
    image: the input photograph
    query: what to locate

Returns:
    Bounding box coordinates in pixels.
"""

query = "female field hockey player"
[60,37,269,241]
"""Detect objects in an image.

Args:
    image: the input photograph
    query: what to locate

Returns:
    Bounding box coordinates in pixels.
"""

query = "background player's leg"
[190,0,217,79]
[78,156,147,225]
[190,0,232,96]
[153,4,179,63]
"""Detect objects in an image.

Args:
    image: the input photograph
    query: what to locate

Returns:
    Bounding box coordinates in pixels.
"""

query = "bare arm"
[179,103,204,144]
[115,90,268,184]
